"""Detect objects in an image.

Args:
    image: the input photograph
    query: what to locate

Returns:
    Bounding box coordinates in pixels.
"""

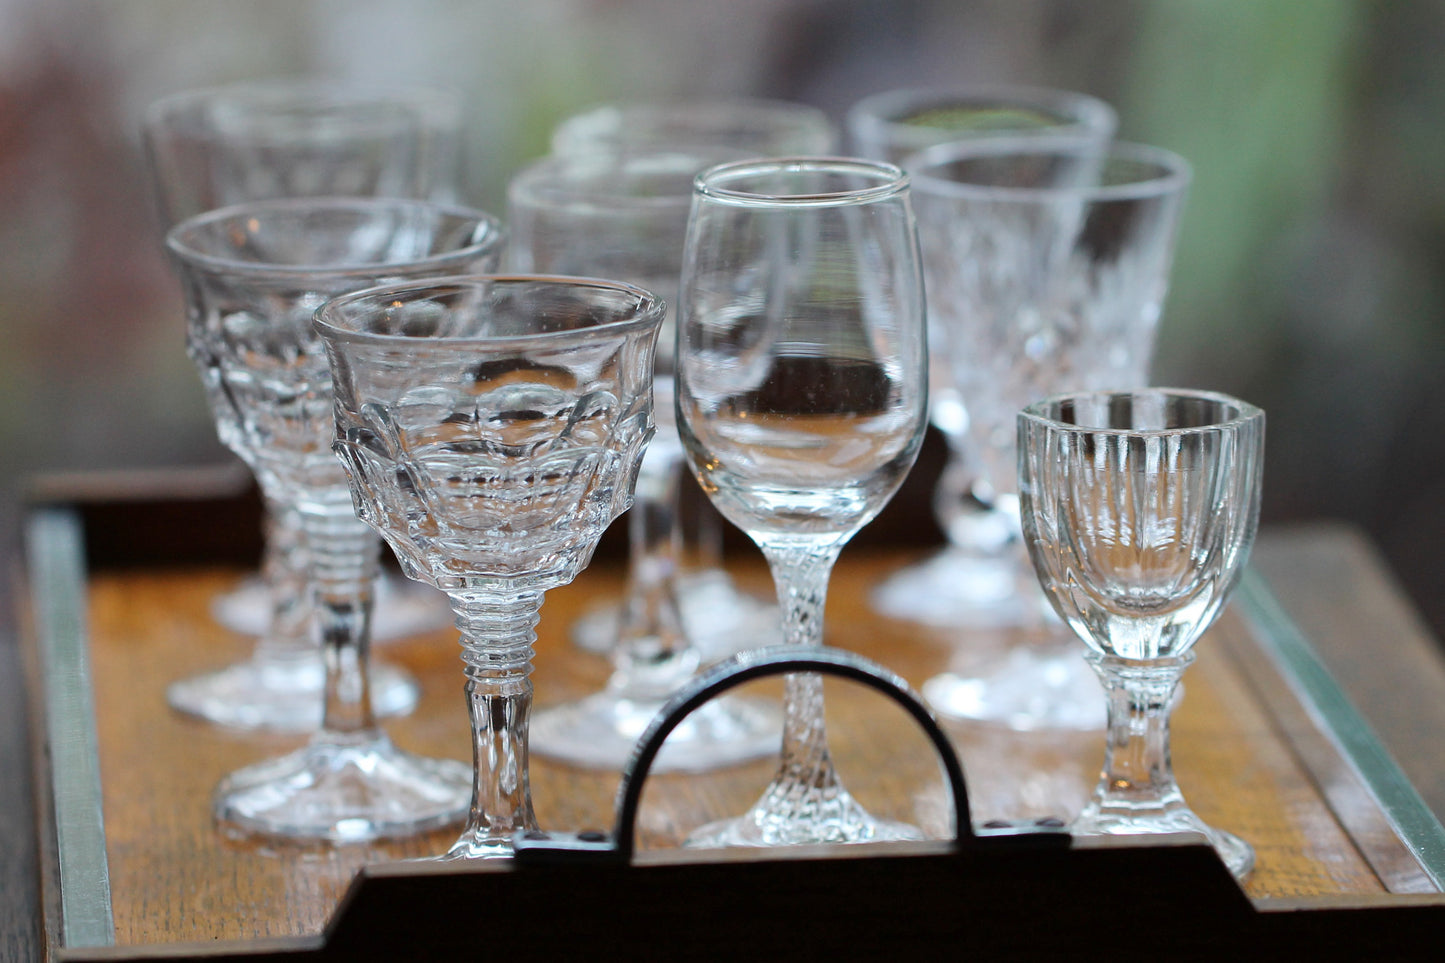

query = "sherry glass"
[846,84,1118,629]
[550,98,838,664]
[315,276,665,859]
[676,158,929,845]
[166,197,504,840]
[508,151,780,772]
[906,137,1191,730]
[143,81,463,730]
[1017,388,1265,879]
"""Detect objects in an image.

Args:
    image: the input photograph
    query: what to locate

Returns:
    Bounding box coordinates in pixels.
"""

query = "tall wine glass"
[846,84,1118,629]
[507,151,780,772]
[143,81,463,730]
[550,98,838,664]
[907,137,1192,731]
[316,276,665,859]
[1017,388,1265,879]
[676,158,929,845]
[166,197,504,840]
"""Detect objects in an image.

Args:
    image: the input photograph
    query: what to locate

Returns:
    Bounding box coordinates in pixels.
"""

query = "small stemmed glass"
[315,276,665,859]
[507,150,780,773]
[144,81,463,730]
[166,198,504,840]
[1017,388,1265,879]
[676,158,930,845]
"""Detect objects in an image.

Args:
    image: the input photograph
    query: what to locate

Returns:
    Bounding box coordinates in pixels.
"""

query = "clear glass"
[506,151,781,773]
[166,197,504,840]
[315,276,665,859]
[1017,389,1265,880]
[676,158,930,845]
[845,85,1119,631]
[904,138,1192,730]
[551,98,836,158]
[143,81,463,730]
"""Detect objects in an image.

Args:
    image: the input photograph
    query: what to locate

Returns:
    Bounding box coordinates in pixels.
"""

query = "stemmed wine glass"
[143,81,463,730]
[166,197,504,840]
[846,84,1118,629]
[1017,388,1265,880]
[507,150,780,772]
[549,99,838,664]
[905,137,1192,731]
[315,276,666,859]
[676,158,930,845]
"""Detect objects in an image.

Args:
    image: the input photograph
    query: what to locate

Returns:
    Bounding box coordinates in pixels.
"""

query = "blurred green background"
[1,0,1441,635]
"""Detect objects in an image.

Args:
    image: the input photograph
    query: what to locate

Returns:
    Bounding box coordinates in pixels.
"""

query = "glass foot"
[1072,805,1255,881]
[570,569,781,662]
[686,780,922,847]
[213,732,470,843]
[212,572,453,642]
[167,654,419,731]
[922,646,1106,731]
[531,690,780,772]
[870,546,1036,628]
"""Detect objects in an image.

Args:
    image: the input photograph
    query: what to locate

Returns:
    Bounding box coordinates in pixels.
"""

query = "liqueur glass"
[550,98,838,665]
[906,137,1191,730]
[143,81,463,730]
[676,158,929,845]
[166,197,504,840]
[1017,388,1265,880]
[507,151,780,772]
[316,276,665,859]
[846,84,1118,629]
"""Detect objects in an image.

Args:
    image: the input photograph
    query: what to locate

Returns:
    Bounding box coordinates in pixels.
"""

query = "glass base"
[167,654,419,732]
[870,546,1036,629]
[213,732,470,843]
[212,572,453,643]
[686,780,922,848]
[922,646,1106,731]
[531,689,780,772]
[570,569,781,662]
[1072,804,1255,881]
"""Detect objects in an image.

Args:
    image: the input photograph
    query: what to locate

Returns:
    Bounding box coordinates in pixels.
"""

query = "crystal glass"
[906,137,1192,730]
[1017,388,1265,879]
[166,197,504,840]
[846,84,1118,629]
[550,98,838,666]
[676,158,929,845]
[315,276,665,859]
[143,81,463,730]
[507,151,781,772]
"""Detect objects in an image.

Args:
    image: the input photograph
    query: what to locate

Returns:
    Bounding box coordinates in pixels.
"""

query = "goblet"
[143,81,463,730]
[166,197,504,840]
[507,150,780,773]
[676,158,930,845]
[846,84,1118,629]
[550,98,838,665]
[906,137,1192,731]
[1017,388,1265,880]
[315,276,665,859]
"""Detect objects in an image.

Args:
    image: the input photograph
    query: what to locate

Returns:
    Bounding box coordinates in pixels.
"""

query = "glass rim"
[551,97,834,152]
[907,138,1192,203]
[847,82,1117,143]
[693,156,909,208]
[164,196,504,279]
[507,149,742,213]
[1018,387,1264,437]
[142,80,462,133]
[312,273,667,347]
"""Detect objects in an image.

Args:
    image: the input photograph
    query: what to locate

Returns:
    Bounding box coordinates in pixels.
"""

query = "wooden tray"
[21,489,1445,960]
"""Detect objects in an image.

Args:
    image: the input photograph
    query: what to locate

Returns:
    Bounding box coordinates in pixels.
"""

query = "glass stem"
[760,540,844,792]
[449,589,540,857]
[252,499,315,666]
[297,504,380,736]
[1086,651,1194,819]
[611,452,696,700]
